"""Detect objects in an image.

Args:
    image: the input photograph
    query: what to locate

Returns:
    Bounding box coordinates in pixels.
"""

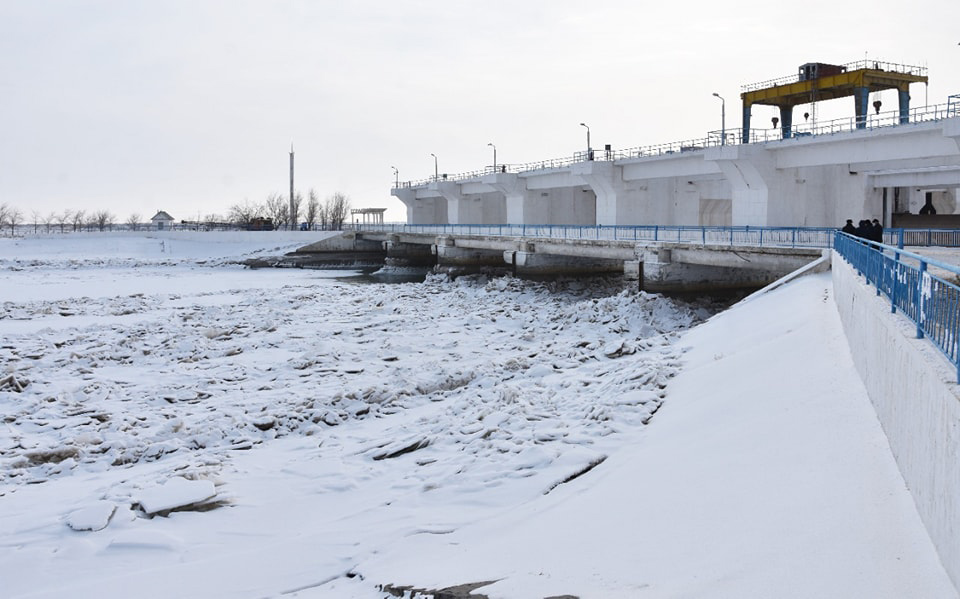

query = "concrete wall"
[403,196,447,224]
[832,254,960,590]
[524,187,596,225]
[455,192,506,224]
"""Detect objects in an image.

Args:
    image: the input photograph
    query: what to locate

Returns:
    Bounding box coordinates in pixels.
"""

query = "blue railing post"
[917,261,927,339]
[891,250,900,313]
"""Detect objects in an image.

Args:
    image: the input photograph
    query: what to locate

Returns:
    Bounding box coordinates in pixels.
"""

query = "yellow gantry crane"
[740,60,928,141]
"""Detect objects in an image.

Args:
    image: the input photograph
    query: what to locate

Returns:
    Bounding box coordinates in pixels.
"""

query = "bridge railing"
[354,223,960,251]
[394,100,957,189]
[355,224,846,248]
[834,231,960,383]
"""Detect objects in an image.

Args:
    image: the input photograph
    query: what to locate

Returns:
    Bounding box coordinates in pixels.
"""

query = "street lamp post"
[430,153,438,181]
[579,122,591,159]
[487,143,497,173]
[391,166,398,188]
[712,92,726,145]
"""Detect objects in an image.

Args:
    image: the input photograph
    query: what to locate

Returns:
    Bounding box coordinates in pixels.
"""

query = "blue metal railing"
[352,224,843,248]
[351,224,960,249]
[834,231,960,383]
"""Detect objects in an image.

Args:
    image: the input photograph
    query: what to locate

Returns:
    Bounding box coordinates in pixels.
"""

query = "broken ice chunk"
[66,501,117,532]
[138,477,216,515]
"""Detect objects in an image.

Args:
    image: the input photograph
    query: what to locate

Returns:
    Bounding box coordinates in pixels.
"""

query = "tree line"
[0,203,117,235]
[0,190,352,235]
[227,190,351,230]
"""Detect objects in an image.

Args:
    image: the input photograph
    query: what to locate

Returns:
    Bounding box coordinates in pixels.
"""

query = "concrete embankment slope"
[833,253,960,592]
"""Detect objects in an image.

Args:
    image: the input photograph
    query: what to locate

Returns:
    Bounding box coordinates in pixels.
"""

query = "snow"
[138,477,217,515]
[0,233,954,599]
[66,501,116,531]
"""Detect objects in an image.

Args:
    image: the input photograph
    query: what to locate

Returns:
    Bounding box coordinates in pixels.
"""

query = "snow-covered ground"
[0,234,954,599]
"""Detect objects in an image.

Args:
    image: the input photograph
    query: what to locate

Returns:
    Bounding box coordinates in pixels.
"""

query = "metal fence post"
[891,250,900,313]
[917,261,927,339]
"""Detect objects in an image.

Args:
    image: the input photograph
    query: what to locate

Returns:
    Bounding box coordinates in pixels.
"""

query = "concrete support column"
[706,144,776,226]
[511,251,622,277]
[779,105,793,139]
[384,236,436,267]
[391,188,449,225]
[742,102,752,144]
[483,173,529,224]
[945,118,960,152]
[392,188,418,223]
[431,181,463,225]
[570,161,623,225]
[434,237,508,273]
[854,86,870,129]
[898,88,911,124]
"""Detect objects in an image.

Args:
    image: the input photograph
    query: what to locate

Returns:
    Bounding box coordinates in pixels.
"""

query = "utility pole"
[289,144,295,230]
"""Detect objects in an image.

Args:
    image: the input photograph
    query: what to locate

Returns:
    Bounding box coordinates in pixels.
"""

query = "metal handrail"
[834,231,960,383]
[393,99,957,190]
[350,224,960,252]
[352,224,842,248]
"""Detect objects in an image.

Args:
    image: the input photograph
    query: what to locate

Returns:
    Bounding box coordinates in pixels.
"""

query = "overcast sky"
[2,0,958,224]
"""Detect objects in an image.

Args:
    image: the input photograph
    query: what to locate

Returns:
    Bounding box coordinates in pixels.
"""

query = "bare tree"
[290,191,303,229]
[305,189,319,230]
[55,211,70,233]
[325,192,350,230]
[227,200,264,226]
[30,210,41,234]
[7,207,23,235]
[72,210,86,232]
[0,203,8,232]
[94,210,113,232]
[43,211,57,233]
[264,193,288,229]
[127,213,141,231]
[202,213,225,230]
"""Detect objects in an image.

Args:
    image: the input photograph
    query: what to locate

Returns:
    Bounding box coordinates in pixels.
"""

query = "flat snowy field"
[0,233,955,598]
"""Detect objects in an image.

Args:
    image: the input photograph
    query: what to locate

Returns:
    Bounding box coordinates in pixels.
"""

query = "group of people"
[841,218,884,243]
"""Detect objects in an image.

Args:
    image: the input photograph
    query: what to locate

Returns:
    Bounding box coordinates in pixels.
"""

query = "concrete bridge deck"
[393,109,960,231]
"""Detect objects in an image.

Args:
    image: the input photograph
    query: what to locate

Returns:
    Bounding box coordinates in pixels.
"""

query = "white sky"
[2,0,959,223]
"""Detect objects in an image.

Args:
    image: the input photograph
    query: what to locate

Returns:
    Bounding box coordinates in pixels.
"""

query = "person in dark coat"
[856,220,871,239]
[841,219,857,235]
[871,219,884,243]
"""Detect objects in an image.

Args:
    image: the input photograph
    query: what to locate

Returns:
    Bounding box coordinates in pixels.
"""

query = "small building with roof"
[150,211,175,231]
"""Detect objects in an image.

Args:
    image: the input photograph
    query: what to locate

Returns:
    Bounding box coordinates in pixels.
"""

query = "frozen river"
[0,234,725,598]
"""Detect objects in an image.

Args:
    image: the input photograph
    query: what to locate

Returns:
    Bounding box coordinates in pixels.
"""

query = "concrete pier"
[291,231,826,292]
